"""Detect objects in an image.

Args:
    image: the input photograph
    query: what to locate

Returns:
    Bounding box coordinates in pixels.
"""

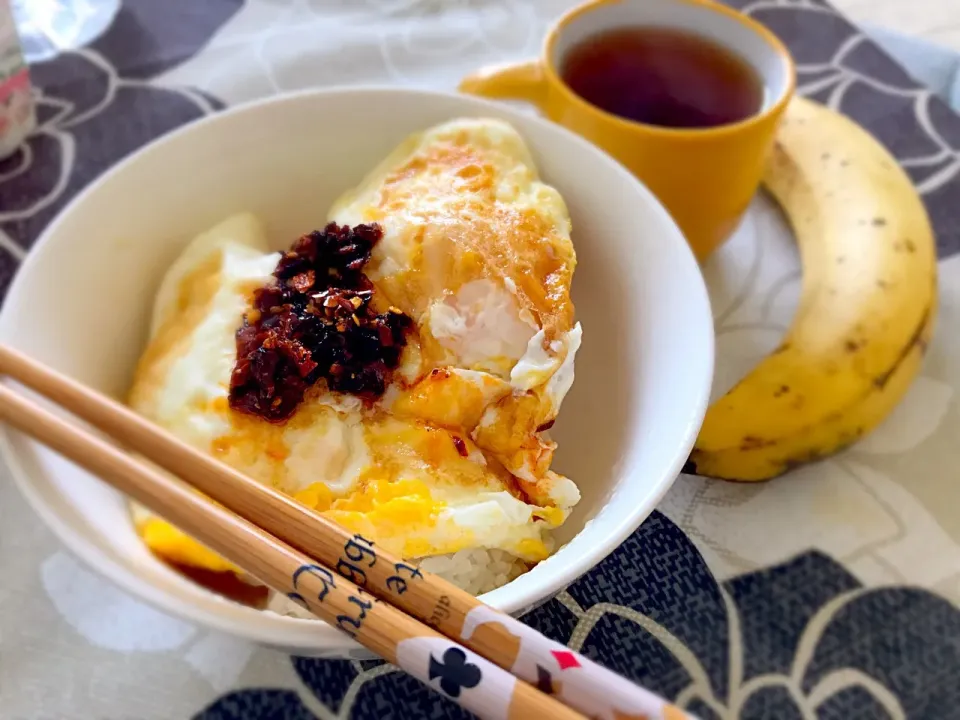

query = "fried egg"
[331,118,582,499]
[128,118,583,601]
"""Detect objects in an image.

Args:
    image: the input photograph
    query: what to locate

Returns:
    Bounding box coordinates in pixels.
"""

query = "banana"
[687,97,938,482]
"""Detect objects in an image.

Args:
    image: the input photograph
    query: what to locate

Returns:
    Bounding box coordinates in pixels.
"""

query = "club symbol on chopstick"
[428,647,482,698]
[536,665,562,695]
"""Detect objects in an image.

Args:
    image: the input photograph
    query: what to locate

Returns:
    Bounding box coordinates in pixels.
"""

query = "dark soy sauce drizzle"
[561,27,764,129]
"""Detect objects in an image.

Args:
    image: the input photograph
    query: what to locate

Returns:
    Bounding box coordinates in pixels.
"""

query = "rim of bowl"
[0,84,715,650]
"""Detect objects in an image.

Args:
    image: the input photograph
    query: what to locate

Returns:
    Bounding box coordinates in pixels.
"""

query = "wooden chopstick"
[0,378,581,719]
[0,344,689,720]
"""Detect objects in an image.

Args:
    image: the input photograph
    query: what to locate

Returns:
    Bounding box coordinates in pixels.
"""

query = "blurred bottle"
[0,0,35,160]
[10,0,120,63]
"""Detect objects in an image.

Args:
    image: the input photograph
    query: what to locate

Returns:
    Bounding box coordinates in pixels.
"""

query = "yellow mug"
[459,0,795,261]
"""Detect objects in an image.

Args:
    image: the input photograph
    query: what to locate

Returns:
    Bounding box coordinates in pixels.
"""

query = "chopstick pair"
[0,344,690,720]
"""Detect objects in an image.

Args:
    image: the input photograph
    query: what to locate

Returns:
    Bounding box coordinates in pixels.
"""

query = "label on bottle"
[0,0,35,160]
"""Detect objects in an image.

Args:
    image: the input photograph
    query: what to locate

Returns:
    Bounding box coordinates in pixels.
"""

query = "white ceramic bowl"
[0,87,713,657]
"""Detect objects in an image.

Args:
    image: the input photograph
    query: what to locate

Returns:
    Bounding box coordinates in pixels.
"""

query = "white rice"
[418,548,528,594]
[266,548,527,620]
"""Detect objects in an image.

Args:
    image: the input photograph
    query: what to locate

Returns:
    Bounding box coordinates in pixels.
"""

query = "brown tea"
[560,27,764,129]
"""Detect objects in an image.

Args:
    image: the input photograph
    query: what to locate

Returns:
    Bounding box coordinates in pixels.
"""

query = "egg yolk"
[139,517,239,574]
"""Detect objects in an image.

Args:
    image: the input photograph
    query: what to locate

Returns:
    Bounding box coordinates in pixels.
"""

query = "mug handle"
[458,59,547,110]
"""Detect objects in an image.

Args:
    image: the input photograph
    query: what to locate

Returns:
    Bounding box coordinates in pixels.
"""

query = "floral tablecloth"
[2,1,960,718]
